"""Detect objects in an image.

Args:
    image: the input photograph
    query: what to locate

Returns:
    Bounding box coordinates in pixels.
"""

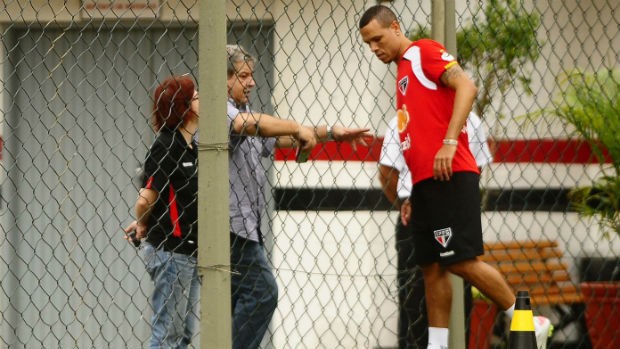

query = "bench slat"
[531,292,583,305]
[484,240,557,250]
[493,261,569,273]
[504,273,571,285]
[526,284,579,295]
[482,248,564,262]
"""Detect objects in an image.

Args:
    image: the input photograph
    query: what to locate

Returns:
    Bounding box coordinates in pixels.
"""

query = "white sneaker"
[533,316,553,349]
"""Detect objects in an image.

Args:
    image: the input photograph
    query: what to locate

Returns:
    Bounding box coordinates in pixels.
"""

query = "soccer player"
[360,5,550,349]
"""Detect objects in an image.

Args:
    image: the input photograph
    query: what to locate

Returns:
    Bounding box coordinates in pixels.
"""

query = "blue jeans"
[230,234,278,349]
[143,243,200,349]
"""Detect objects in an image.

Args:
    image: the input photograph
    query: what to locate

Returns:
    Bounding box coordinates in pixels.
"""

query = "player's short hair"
[226,44,255,78]
[359,5,398,29]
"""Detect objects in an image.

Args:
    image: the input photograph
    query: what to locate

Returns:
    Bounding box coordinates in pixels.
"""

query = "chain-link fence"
[0,0,618,348]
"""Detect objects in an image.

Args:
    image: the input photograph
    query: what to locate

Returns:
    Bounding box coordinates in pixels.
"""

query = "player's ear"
[390,20,400,32]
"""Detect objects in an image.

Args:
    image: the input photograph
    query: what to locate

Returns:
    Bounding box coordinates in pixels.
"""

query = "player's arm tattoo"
[440,64,465,87]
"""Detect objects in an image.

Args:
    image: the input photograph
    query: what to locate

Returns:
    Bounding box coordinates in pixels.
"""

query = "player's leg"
[421,263,452,328]
[449,258,552,349]
[447,258,515,310]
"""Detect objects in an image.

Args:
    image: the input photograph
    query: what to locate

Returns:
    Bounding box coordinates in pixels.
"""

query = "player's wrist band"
[443,138,458,146]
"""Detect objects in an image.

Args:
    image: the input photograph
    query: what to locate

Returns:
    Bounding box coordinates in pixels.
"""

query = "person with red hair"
[126,74,201,348]
[151,75,198,131]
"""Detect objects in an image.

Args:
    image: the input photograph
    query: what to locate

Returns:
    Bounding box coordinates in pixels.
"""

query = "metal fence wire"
[0,0,618,348]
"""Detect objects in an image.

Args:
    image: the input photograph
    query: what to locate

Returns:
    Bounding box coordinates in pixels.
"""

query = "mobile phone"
[127,231,142,247]
[295,147,310,163]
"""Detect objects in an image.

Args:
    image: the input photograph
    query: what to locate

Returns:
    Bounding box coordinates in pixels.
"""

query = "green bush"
[409,0,541,118]
[552,69,620,236]
[552,69,620,171]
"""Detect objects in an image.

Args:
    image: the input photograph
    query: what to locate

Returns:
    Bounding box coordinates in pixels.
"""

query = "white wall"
[270,210,400,349]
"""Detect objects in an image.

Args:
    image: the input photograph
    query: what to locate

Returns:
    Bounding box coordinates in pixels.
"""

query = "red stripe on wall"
[274,138,612,164]
[489,139,611,163]
[274,136,381,162]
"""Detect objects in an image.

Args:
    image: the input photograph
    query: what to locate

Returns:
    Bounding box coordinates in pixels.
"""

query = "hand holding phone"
[126,231,142,247]
[295,147,310,163]
[124,221,142,247]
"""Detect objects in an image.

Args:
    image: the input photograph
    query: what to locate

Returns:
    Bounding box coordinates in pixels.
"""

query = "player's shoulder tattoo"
[441,64,465,85]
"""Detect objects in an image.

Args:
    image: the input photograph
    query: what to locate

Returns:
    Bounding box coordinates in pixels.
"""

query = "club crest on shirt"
[434,227,453,248]
[440,50,455,62]
[401,133,411,151]
[398,76,409,95]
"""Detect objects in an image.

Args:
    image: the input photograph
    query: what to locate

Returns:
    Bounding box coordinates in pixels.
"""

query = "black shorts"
[410,172,484,266]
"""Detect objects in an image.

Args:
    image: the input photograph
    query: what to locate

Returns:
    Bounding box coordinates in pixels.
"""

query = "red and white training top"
[396,39,479,184]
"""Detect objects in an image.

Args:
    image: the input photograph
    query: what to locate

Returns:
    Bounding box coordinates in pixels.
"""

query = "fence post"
[199,1,231,348]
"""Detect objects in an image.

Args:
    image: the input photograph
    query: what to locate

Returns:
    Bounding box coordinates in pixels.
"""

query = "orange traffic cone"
[508,290,537,349]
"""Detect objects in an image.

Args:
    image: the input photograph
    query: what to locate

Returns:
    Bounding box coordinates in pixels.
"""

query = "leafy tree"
[549,69,620,236]
[409,0,541,118]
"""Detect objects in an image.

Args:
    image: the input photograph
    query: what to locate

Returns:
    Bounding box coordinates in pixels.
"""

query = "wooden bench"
[481,239,582,306]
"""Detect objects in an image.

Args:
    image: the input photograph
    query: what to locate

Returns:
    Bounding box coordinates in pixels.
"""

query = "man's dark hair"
[359,5,398,29]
